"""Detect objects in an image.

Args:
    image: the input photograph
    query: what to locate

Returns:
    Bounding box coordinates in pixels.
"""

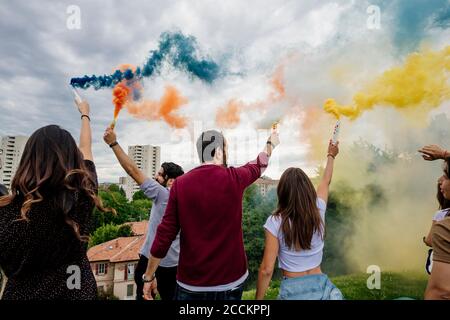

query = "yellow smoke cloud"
[324,46,450,119]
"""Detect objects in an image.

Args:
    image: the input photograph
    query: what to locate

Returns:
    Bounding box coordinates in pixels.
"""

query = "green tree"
[88,223,133,248]
[107,184,120,193]
[242,187,276,288]
[91,187,153,234]
[130,199,152,221]
[132,190,147,201]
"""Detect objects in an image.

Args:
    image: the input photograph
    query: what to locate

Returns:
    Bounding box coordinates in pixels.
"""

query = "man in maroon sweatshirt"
[143,129,279,300]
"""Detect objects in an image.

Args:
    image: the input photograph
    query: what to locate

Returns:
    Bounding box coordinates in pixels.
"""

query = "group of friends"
[0,98,449,300]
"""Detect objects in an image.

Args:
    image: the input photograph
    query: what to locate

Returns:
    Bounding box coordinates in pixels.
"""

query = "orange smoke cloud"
[111,64,140,127]
[125,85,188,129]
[215,65,286,128]
[270,65,286,98]
[215,99,244,128]
[113,82,131,119]
[110,64,188,128]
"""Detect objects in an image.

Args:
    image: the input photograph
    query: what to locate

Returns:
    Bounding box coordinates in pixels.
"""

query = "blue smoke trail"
[70,31,220,89]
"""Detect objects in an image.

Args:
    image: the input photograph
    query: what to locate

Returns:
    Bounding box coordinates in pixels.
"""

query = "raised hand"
[418,145,449,161]
[103,127,117,146]
[75,99,90,116]
[327,140,339,159]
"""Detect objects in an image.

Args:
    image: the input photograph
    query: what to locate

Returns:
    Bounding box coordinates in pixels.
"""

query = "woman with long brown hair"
[256,140,343,300]
[0,99,110,300]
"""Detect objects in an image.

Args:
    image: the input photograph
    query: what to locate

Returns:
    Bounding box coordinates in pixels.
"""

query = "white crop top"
[264,198,326,272]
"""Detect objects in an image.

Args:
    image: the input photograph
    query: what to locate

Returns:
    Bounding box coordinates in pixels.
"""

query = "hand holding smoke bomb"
[271,121,279,134]
[328,138,339,159]
[70,86,90,117]
[268,121,280,149]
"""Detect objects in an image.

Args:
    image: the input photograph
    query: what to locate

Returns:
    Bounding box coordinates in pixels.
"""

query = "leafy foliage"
[89,189,152,247]
[132,190,147,201]
[92,190,152,231]
[242,185,277,288]
[88,223,133,248]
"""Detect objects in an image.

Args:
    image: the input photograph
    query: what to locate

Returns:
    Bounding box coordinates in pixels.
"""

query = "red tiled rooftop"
[125,220,148,236]
[88,235,145,263]
[87,221,149,263]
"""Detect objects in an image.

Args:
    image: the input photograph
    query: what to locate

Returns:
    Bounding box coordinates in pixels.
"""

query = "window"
[126,284,134,297]
[127,263,135,279]
[96,263,107,275]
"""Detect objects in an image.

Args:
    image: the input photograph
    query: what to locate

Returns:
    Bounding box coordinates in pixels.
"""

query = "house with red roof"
[87,221,148,300]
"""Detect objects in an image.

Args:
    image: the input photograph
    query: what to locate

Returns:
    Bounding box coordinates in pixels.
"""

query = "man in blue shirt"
[103,127,184,300]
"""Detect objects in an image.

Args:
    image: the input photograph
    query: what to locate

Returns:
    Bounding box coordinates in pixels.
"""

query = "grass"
[242,271,429,300]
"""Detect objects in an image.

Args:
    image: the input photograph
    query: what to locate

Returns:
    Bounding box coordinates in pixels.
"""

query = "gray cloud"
[1,1,449,183]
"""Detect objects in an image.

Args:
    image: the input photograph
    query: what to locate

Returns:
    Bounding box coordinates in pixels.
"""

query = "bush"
[89,223,134,248]
[97,286,120,300]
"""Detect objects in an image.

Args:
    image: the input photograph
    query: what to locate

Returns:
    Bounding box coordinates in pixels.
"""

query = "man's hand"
[75,100,90,116]
[268,132,280,148]
[103,127,117,145]
[143,279,158,300]
[264,132,280,157]
[419,145,449,161]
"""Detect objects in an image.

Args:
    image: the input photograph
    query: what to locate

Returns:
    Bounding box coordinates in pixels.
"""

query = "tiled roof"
[88,235,145,263]
[87,221,149,263]
[125,220,148,236]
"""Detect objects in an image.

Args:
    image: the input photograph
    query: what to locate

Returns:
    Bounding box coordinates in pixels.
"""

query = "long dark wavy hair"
[437,183,450,211]
[0,125,113,241]
[273,167,324,251]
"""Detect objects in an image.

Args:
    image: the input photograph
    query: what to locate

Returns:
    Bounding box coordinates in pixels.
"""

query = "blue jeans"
[279,274,344,300]
[174,283,244,300]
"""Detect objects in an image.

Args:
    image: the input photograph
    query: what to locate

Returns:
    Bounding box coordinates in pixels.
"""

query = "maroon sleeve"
[234,152,269,189]
[150,179,181,259]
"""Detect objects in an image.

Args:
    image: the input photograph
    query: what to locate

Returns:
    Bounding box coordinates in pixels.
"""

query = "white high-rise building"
[119,176,127,193]
[125,145,160,200]
[0,135,29,190]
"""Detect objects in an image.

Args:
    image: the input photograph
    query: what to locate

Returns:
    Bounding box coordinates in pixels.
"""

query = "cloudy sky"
[1,0,449,182]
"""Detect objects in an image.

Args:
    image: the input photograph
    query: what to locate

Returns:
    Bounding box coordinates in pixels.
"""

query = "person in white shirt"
[256,139,343,300]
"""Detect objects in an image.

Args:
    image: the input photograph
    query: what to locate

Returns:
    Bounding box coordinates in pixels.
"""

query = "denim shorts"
[278,273,344,300]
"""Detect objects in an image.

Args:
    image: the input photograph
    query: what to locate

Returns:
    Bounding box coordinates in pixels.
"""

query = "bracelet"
[327,153,335,159]
[109,141,118,148]
[81,114,91,121]
[266,141,276,148]
[142,273,156,283]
